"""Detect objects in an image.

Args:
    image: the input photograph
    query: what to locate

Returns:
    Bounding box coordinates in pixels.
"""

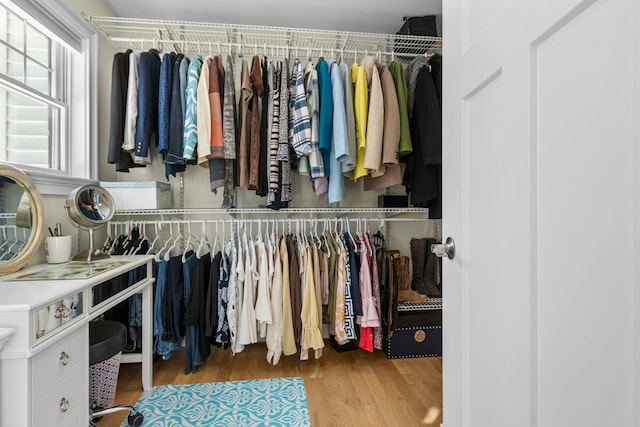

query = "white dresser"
[0,256,154,427]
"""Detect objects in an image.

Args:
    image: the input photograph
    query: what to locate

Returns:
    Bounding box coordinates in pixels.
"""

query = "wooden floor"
[96,344,442,427]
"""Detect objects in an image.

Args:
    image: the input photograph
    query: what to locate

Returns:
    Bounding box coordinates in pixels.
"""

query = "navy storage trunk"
[384,298,442,359]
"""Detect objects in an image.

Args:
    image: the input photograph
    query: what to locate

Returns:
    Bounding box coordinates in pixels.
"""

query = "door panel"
[443,0,638,425]
[536,1,634,425]
[464,65,532,425]
[463,0,511,48]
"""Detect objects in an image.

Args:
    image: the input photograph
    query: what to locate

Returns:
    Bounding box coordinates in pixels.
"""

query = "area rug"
[121,377,311,426]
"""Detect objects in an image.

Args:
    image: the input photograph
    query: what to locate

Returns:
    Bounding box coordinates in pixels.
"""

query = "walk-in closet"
[2,0,639,426]
[84,5,445,426]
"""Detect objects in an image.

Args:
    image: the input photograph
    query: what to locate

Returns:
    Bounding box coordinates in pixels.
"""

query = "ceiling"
[100,0,442,35]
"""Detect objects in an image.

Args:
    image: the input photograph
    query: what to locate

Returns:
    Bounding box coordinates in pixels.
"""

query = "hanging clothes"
[122,51,140,153]
[257,57,270,197]
[277,60,292,205]
[350,61,369,181]
[266,232,284,364]
[388,61,412,157]
[108,49,139,172]
[208,55,225,159]
[340,61,357,176]
[165,53,187,177]
[363,64,402,191]
[214,251,231,347]
[157,52,176,157]
[316,58,333,178]
[222,55,238,208]
[232,233,245,354]
[254,235,272,337]
[301,242,324,352]
[403,60,442,212]
[196,56,213,166]
[238,231,257,345]
[237,60,252,188]
[304,62,327,195]
[183,55,203,162]
[362,56,384,177]
[327,60,347,204]
[133,49,161,164]
[205,251,222,355]
[182,252,203,374]
[268,61,282,206]
[248,55,263,190]
[280,235,297,355]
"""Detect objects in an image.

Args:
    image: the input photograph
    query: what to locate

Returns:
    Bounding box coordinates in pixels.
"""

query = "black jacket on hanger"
[107,49,142,172]
[403,66,442,217]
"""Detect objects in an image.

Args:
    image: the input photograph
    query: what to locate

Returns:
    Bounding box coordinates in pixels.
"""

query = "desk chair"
[88,320,144,427]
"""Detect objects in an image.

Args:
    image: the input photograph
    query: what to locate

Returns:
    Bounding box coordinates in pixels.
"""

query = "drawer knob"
[54,304,70,319]
[59,351,70,366]
[59,397,69,413]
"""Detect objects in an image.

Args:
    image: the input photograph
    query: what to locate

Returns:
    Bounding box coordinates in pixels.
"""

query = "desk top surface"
[0,255,153,310]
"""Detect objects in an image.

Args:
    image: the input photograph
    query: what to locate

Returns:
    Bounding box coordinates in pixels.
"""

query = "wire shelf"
[85,15,441,61]
[113,207,429,217]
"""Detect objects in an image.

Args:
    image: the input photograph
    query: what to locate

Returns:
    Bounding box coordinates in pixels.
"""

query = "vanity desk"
[0,255,154,427]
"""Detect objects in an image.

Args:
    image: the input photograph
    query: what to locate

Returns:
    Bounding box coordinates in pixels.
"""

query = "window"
[0,0,97,194]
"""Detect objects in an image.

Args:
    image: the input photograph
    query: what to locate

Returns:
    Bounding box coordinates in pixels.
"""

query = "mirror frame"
[0,164,45,275]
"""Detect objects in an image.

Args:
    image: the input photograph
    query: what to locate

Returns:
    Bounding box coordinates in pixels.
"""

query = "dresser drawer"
[31,364,86,427]
[32,326,87,401]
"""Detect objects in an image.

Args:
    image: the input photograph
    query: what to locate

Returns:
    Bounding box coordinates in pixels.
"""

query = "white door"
[441,0,639,426]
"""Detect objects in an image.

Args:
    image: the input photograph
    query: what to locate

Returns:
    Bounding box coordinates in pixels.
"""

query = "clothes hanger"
[345,218,358,251]
[102,221,114,253]
[196,220,211,259]
[119,220,133,251]
[163,223,183,262]
[146,222,161,255]
[154,221,174,262]
[211,220,220,258]
[136,221,151,255]
[182,221,196,263]
[124,220,141,255]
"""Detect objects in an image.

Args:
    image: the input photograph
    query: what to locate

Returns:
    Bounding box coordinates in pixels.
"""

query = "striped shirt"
[304,62,325,179]
[289,59,311,157]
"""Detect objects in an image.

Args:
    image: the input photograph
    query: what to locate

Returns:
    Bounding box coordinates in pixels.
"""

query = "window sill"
[24,169,97,196]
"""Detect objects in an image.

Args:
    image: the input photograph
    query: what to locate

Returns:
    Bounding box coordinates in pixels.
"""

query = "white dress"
[266,234,283,364]
[238,232,257,345]
[232,233,245,354]
[254,237,272,338]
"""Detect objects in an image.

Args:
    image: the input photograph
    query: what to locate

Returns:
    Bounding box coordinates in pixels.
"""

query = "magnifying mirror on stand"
[65,184,115,262]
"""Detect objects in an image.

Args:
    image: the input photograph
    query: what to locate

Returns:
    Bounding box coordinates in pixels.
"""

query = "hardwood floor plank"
[95,344,442,427]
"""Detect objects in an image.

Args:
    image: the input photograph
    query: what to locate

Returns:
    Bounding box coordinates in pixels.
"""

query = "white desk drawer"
[31,364,86,427]
[32,326,87,401]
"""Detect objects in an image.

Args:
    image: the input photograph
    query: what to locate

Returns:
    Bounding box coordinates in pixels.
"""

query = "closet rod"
[113,207,428,216]
[107,37,433,59]
[109,217,427,226]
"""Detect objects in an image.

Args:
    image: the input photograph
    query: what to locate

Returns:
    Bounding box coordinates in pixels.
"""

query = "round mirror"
[0,163,45,275]
[65,184,115,262]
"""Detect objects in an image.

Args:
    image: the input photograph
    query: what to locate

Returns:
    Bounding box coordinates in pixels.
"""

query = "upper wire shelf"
[113,207,428,217]
[85,15,442,61]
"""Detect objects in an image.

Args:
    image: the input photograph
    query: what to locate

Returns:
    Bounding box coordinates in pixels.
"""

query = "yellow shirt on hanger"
[350,62,368,181]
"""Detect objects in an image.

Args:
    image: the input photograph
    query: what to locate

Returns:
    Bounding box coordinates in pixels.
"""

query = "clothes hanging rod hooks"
[112,207,429,217]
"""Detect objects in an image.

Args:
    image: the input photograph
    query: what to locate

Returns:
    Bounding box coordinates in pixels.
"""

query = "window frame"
[1,0,98,195]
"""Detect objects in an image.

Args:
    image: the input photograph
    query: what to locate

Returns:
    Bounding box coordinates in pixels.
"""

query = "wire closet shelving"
[88,16,440,222]
[85,15,442,61]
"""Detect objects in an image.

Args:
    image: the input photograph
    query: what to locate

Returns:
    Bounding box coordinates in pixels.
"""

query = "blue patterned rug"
[122,377,311,426]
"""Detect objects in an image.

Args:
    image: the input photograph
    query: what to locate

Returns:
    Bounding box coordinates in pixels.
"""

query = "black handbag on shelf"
[397,15,438,37]
[395,15,439,58]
